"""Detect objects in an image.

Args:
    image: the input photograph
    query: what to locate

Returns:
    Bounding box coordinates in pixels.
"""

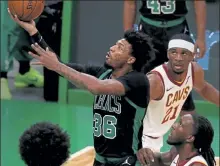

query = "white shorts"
[142,135,163,152]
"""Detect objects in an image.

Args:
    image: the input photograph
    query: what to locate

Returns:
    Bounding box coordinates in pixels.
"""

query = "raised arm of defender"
[192,62,219,106]
[147,63,220,107]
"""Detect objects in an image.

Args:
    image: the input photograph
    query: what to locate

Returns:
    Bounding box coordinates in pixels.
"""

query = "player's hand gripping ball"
[8,0,45,22]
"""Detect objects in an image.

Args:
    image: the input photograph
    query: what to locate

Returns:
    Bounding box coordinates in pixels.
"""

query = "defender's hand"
[137,148,155,165]
[7,8,37,36]
[194,38,206,59]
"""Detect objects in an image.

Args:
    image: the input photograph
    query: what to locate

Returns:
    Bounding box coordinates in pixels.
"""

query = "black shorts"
[139,19,195,111]
[93,156,137,166]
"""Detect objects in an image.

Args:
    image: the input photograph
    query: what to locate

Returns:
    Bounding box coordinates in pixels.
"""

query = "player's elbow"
[88,80,126,96]
[89,85,112,96]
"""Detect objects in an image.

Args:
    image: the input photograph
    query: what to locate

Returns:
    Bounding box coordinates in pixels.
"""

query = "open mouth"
[174,64,183,70]
[106,52,110,59]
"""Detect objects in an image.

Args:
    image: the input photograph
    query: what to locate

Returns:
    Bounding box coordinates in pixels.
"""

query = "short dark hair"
[19,122,70,166]
[170,33,194,44]
[192,114,216,166]
[124,30,156,72]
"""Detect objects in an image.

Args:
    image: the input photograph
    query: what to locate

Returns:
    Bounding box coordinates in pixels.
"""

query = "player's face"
[167,48,194,74]
[167,114,195,146]
[105,39,135,69]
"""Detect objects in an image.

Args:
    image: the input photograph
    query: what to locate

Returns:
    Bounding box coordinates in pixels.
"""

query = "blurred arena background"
[1,1,219,166]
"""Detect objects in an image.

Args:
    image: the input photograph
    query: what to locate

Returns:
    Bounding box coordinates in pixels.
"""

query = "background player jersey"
[139,0,188,21]
[171,155,208,166]
[93,69,149,158]
[143,62,194,138]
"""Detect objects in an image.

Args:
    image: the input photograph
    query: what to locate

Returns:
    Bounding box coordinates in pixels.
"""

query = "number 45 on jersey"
[147,0,176,14]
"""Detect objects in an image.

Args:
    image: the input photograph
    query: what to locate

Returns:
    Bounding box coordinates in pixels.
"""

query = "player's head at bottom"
[167,33,195,75]
[104,29,156,72]
[167,113,216,166]
[19,121,70,166]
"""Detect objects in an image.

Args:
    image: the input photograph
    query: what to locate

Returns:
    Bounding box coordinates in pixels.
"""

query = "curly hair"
[19,122,70,166]
[124,30,156,72]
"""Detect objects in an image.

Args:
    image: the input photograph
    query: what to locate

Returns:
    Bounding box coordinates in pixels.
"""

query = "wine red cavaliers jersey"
[143,63,194,138]
[170,155,208,166]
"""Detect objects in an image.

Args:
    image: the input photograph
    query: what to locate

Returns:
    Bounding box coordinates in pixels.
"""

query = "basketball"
[8,0,45,22]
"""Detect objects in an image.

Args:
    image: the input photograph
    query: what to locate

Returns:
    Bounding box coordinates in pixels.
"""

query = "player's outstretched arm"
[56,63,126,96]
[28,43,126,96]
[193,0,206,59]
[192,62,219,106]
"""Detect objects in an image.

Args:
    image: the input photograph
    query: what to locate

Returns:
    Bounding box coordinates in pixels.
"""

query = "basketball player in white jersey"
[137,114,216,166]
[137,33,219,165]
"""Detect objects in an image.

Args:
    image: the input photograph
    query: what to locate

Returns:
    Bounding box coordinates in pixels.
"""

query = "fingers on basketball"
[8,0,45,22]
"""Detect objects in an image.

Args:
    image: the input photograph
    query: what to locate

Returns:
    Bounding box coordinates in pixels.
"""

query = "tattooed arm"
[55,62,126,95]
[28,40,126,96]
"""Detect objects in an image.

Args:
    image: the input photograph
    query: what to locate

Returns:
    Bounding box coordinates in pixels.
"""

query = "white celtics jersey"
[143,63,194,138]
[170,155,208,166]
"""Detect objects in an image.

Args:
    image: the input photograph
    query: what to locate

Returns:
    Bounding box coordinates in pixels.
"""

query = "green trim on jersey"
[98,69,112,79]
[140,15,185,27]
[125,97,145,153]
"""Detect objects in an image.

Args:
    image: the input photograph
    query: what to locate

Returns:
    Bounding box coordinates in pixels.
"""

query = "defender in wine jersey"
[19,24,156,165]
[142,62,194,151]
[138,114,216,166]
[136,33,219,165]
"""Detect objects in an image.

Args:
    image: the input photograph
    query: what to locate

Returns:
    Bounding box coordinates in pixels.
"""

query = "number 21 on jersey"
[147,0,176,14]
[161,105,179,124]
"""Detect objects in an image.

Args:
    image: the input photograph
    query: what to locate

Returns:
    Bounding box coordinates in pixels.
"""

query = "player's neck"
[176,145,198,162]
[111,67,133,79]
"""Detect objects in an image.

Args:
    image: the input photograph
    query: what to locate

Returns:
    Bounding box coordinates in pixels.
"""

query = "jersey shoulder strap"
[98,69,112,80]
